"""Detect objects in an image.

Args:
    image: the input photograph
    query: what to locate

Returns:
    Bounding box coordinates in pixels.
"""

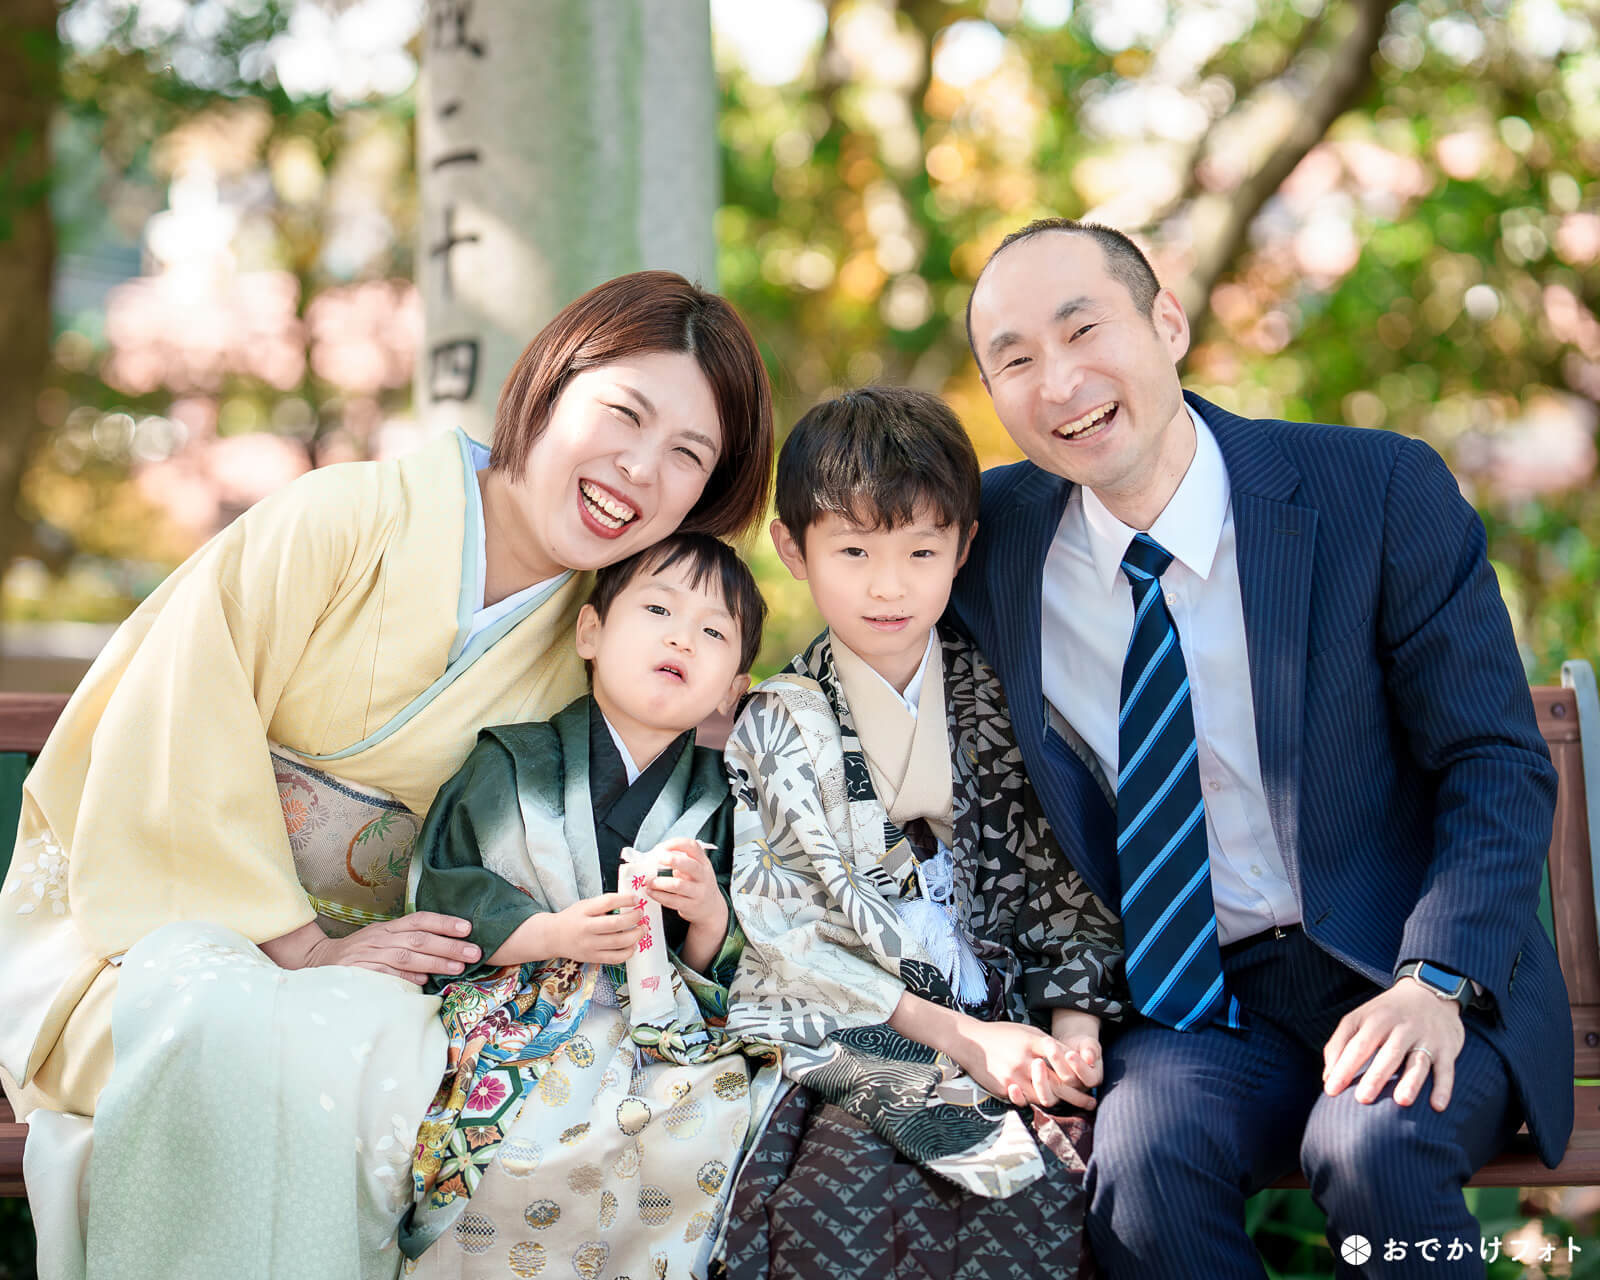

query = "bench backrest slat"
[0,694,71,754]
[1534,689,1600,1096]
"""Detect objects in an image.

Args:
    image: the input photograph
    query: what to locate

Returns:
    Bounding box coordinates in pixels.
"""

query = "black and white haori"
[716,625,1124,1280]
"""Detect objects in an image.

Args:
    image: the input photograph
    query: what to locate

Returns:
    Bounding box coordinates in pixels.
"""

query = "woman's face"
[512,350,723,573]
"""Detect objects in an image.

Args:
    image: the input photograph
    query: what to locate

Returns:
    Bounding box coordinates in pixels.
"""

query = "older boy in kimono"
[401,533,781,1279]
[720,387,1124,1280]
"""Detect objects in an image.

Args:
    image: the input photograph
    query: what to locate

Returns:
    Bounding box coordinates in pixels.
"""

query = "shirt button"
[1207,779,1221,792]
[1166,592,1178,606]
[1250,864,1264,878]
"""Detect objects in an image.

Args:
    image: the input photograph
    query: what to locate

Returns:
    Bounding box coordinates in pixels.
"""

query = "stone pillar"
[417,0,718,442]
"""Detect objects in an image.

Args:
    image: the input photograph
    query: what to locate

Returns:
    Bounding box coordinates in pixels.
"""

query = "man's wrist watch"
[1396,960,1473,1010]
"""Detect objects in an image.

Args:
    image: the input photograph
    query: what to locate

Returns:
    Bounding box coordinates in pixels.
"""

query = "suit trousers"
[1086,927,1518,1279]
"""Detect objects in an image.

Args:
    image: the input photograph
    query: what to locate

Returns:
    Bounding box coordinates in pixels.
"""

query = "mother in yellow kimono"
[0,270,774,1280]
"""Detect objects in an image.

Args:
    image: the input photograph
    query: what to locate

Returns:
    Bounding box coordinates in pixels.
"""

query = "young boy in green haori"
[719,388,1124,1280]
[400,532,780,1280]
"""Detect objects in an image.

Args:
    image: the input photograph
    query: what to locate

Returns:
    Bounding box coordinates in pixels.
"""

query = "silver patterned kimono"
[723,626,1124,1197]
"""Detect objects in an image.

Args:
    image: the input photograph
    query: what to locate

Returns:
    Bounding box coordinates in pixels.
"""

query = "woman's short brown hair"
[490,270,774,541]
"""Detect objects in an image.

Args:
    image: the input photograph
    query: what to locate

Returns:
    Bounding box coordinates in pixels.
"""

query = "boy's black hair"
[588,532,766,672]
[775,386,979,554]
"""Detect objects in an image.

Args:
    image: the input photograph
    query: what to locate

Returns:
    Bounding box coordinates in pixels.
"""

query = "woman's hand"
[264,913,481,984]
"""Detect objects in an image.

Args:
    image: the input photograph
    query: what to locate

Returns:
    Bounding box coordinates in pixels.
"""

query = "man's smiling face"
[968,230,1193,504]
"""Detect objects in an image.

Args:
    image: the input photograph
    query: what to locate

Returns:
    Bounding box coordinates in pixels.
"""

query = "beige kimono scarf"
[828,633,955,851]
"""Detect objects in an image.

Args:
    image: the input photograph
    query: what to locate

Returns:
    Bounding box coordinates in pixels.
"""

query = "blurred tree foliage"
[0,0,1596,686]
[715,0,1600,677]
[7,0,418,623]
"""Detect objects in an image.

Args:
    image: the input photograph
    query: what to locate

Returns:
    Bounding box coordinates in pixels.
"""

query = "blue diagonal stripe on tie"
[1126,579,1163,646]
[1120,799,1205,906]
[1174,972,1226,1031]
[1120,629,1176,727]
[1125,859,1212,973]
[1119,677,1191,782]
[1143,915,1220,1009]
[1118,746,1200,850]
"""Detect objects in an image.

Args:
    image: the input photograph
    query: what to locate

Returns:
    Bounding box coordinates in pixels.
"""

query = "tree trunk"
[0,0,57,574]
[1180,0,1395,321]
[417,0,719,443]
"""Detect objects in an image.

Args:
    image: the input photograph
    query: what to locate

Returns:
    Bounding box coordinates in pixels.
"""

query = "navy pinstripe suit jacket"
[951,392,1574,1165]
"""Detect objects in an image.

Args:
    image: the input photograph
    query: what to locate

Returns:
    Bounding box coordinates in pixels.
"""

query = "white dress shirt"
[1040,406,1300,945]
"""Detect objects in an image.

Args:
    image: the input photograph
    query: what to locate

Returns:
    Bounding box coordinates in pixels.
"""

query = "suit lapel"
[1193,393,1315,894]
[985,466,1120,907]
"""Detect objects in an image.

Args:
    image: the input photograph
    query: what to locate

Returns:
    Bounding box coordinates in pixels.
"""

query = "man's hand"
[1322,978,1467,1111]
[285,912,481,984]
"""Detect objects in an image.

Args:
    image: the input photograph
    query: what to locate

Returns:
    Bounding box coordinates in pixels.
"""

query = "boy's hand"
[951,1019,1095,1110]
[642,837,729,934]
[544,892,646,964]
[1048,1008,1104,1101]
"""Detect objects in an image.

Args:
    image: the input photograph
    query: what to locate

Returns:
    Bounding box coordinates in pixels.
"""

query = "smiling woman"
[0,270,773,1280]
[491,271,772,535]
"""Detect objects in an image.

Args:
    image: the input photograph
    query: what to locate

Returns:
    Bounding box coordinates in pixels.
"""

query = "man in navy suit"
[952,218,1571,1278]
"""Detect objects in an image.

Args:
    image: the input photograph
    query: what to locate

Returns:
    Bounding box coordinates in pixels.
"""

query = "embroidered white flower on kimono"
[11,831,67,917]
[171,935,268,973]
[371,1110,419,1214]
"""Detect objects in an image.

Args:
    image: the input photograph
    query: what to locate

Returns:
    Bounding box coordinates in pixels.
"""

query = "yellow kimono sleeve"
[22,461,389,961]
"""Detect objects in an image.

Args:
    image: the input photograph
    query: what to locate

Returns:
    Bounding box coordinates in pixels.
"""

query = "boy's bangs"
[815,480,963,536]
[608,535,767,672]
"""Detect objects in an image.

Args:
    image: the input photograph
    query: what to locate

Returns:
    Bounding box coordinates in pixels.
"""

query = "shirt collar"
[1080,403,1231,593]
[595,706,643,786]
[857,629,937,717]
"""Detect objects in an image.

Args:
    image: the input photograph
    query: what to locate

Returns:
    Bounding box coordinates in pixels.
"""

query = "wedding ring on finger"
[1409,1045,1434,1065]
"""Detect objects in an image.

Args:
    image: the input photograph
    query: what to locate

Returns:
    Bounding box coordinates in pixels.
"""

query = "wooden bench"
[0,680,1597,1199]
[1270,682,1600,1188]
[0,692,71,1197]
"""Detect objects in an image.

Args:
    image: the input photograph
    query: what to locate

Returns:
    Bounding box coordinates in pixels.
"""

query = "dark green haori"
[400,694,780,1268]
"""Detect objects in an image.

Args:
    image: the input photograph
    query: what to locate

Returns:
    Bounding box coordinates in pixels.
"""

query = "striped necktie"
[1116,533,1242,1031]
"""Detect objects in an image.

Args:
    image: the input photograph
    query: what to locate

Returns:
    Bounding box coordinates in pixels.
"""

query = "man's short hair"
[588,532,766,672]
[964,218,1162,366]
[775,386,979,555]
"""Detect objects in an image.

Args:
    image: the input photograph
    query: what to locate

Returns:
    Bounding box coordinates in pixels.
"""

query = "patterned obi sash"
[271,746,420,937]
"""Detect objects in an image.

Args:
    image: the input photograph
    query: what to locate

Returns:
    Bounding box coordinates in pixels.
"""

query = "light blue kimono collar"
[295,430,573,763]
